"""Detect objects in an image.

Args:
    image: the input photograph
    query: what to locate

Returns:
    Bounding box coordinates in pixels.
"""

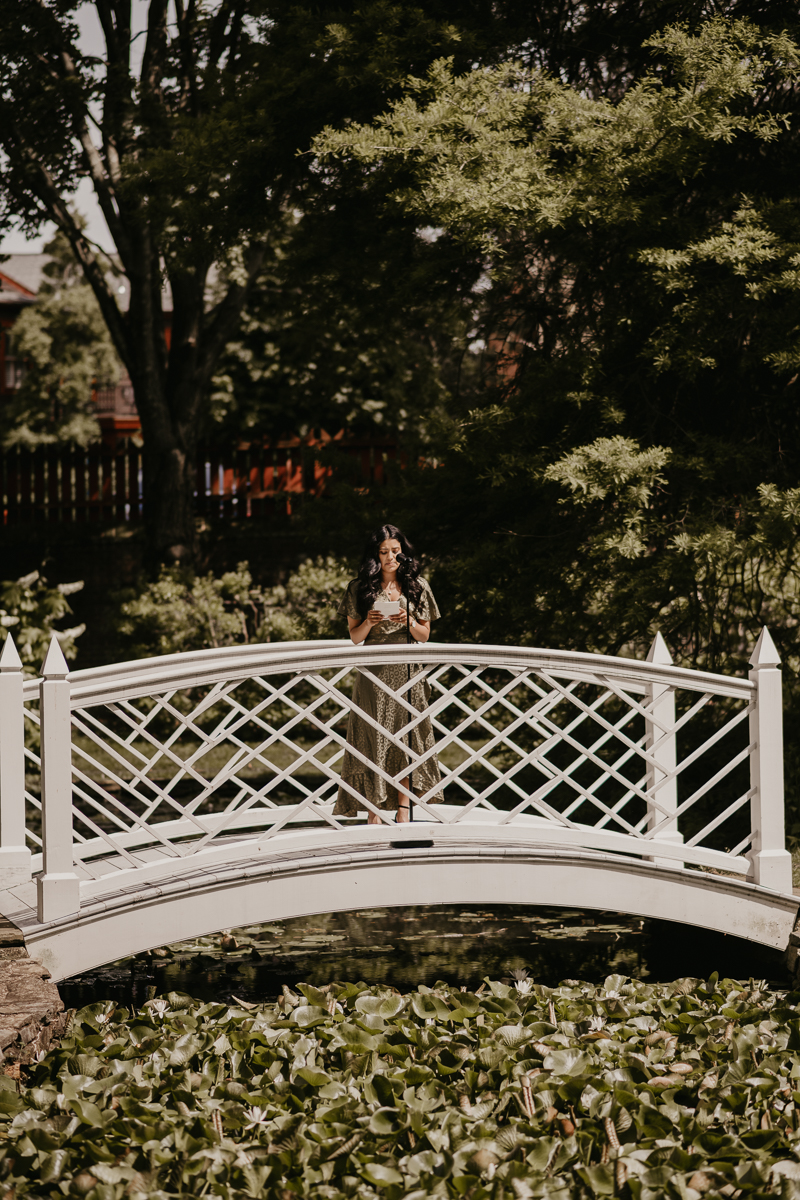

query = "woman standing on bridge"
[335,524,443,823]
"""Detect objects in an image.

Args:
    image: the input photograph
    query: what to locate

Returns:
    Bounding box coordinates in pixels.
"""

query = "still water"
[56,905,788,1010]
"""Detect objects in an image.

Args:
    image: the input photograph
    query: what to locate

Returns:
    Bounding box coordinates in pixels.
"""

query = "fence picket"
[1,434,396,524]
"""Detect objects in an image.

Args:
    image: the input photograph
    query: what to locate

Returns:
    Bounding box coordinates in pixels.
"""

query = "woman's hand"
[367,609,384,625]
[387,611,431,642]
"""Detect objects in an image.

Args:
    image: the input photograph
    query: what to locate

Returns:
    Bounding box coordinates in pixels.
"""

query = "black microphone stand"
[400,562,414,823]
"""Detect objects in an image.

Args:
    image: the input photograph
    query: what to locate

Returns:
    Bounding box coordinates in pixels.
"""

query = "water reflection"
[57,905,787,1010]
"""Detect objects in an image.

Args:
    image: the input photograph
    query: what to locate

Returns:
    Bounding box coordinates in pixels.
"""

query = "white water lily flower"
[588,1016,605,1031]
[146,999,170,1019]
[514,979,533,995]
[244,1107,271,1129]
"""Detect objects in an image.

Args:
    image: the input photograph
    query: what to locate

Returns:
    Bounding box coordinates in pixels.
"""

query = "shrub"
[117,557,353,658]
[0,570,85,674]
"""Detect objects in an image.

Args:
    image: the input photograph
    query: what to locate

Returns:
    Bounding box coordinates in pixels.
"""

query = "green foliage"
[1,231,119,448]
[0,570,84,673]
[5,974,800,1197]
[309,16,800,819]
[311,14,800,647]
[317,22,797,241]
[117,558,353,658]
[210,206,477,442]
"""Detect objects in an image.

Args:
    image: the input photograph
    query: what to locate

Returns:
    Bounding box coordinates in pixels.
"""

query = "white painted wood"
[18,845,798,982]
[37,637,80,921]
[644,633,682,865]
[20,626,795,968]
[0,635,31,885]
[24,815,752,905]
[748,627,793,893]
[24,640,753,707]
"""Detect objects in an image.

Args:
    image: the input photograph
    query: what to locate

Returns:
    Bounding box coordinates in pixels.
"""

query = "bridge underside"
[1,841,796,982]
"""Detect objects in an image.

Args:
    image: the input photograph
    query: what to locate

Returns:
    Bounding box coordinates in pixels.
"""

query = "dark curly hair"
[355,524,422,616]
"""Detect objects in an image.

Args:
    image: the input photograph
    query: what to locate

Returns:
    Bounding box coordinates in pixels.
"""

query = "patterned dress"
[334,577,444,816]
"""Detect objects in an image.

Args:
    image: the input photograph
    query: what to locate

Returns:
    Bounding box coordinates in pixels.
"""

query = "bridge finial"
[750,626,780,668]
[646,631,673,665]
[41,636,70,680]
[0,634,22,673]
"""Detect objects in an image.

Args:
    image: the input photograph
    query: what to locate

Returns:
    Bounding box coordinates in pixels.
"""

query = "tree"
[1,230,119,448]
[310,16,800,816]
[314,18,800,657]
[209,201,479,445]
[0,0,477,567]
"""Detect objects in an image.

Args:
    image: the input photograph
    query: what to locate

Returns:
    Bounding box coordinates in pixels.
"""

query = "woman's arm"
[347,612,383,644]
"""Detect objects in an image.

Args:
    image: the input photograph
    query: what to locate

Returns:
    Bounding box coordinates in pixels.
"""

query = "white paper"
[374,599,401,617]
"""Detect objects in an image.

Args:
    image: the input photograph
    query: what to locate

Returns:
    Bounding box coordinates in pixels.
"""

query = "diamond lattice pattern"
[23,661,753,868]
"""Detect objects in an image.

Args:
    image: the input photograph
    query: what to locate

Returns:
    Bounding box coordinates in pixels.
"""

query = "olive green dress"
[334,577,444,816]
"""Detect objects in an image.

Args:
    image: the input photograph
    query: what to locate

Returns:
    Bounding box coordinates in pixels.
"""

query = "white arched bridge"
[0,628,795,982]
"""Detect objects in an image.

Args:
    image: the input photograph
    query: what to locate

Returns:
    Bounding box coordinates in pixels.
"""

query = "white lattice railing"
[0,626,792,923]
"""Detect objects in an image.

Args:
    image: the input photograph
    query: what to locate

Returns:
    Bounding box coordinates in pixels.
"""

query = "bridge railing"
[0,627,791,922]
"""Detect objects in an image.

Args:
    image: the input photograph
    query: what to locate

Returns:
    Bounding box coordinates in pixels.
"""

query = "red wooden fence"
[0,433,398,524]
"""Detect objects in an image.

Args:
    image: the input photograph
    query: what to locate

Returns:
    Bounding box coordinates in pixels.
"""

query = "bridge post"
[748,627,792,893]
[644,633,683,867]
[0,635,32,886]
[36,637,80,922]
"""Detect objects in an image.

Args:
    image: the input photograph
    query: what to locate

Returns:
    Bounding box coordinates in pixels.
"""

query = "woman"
[335,524,443,823]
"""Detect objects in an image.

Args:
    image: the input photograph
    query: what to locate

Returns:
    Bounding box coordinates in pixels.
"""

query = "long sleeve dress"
[334,577,444,816]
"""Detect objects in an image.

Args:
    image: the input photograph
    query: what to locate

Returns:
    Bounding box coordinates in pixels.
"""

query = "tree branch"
[26,0,134,263]
[0,112,132,374]
[174,0,199,115]
[207,0,234,73]
[199,242,267,385]
[141,0,169,99]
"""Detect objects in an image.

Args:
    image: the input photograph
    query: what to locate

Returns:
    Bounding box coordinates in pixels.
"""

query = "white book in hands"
[374,599,402,617]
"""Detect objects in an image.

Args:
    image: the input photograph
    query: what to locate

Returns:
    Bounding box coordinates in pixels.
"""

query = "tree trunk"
[142,426,198,568]
[123,252,209,571]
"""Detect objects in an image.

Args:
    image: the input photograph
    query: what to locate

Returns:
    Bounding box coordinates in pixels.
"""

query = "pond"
[56,904,788,1010]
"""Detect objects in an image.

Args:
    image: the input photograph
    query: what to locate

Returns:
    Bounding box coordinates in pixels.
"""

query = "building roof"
[0,254,51,295]
[0,256,44,309]
[0,252,175,314]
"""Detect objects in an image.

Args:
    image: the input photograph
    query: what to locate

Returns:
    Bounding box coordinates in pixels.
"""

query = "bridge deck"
[1,831,796,982]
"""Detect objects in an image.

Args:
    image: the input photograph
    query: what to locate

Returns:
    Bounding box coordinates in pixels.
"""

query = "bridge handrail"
[22,639,754,708]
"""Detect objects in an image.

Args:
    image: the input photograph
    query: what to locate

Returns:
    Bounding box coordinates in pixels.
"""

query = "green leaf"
[543,1049,589,1075]
[360,1162,404,1186]
[166,992,194,1010]
[292,1006,328,1028]
[39,1149,70,1183]
[369,1107,398,1134]
[576,1164,616,1194]
[169,1035,204,1067]
[337,1022,382,1051]
[69,1097,105,1126]
[411,993,451,1021]
[295,1067,332,1087]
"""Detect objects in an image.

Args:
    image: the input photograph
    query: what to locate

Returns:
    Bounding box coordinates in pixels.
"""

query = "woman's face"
[378,538,402,574]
